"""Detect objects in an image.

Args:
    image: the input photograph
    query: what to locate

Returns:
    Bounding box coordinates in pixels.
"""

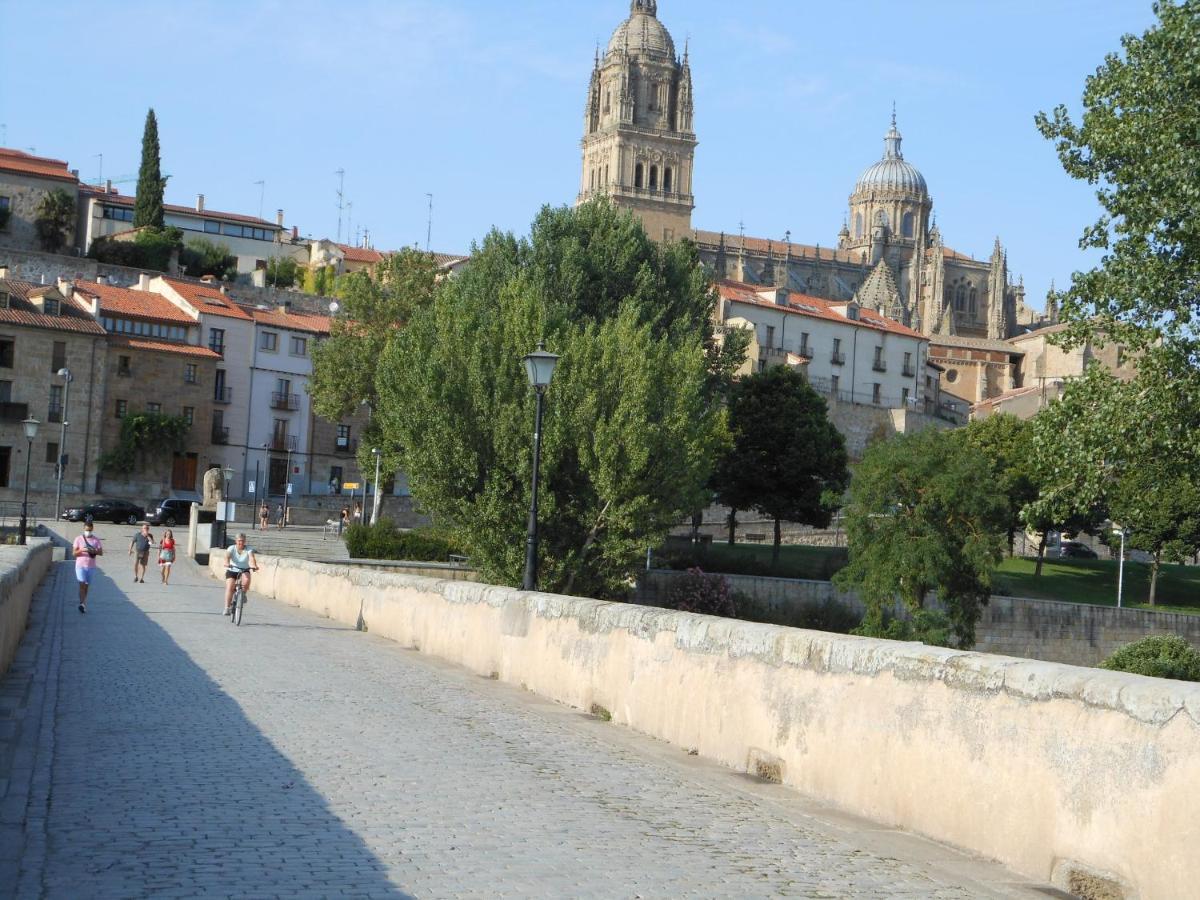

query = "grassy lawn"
[993,557,1200,614]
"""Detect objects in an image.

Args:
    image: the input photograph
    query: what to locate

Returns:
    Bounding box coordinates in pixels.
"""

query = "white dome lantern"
[608,0,676,59]
[854,114,928,196]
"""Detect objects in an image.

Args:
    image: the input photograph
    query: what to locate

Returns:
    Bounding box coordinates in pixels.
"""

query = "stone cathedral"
[578,0,1043,344]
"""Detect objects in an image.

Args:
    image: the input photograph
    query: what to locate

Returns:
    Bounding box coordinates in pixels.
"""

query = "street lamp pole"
[19,417,40,546]
[283,445,293,528]
[521,342,559,592]
[371,448,382,526]
[1114,525,1127,609]
[53,368,72,523]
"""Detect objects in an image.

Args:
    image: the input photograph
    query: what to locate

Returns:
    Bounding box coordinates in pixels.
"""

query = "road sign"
[343,482,361,490]
[248,480,257,494]
[286,483,294,495]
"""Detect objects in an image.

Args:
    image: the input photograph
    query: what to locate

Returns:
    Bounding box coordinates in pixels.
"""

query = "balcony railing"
[271,392,300,411]
[872,360,887,373]
[212,425,230,445]
[117,367,132,378]
[269,434,298,452]
[214,387,233,404]
[0,401,29,423]
[335,438,358,455]
[209,343,225,358]
[830,351,846,365]
[902,365,916,378]
[48,407,64,424]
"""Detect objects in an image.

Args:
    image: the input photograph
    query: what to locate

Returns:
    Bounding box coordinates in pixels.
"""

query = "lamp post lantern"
[19,417,40,546]
[53,368,72,523]
[521,342,560,592]
[371,448,382,526]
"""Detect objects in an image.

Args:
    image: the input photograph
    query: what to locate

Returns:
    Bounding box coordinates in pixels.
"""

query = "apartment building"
[0,272,106,506]
[0,148,80,253]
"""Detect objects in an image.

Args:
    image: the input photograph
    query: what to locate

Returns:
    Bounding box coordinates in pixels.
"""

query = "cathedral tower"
[578,0,696,242]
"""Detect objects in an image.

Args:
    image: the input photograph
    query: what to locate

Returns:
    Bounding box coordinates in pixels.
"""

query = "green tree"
[711,366,848,567]
[34,188,75,252]
[1110,460,1200,605]
[959,414,1037,555]
[834,428,1008,649]
[180,238,237,280]
[99,412,190,475]
[266,256,300,288]
[374,202,727,598]
[1035,1,1200,359]
[1101,635,1200,682]
[134,108,166,229]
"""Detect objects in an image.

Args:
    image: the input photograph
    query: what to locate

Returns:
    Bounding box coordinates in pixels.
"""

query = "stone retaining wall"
[0,542,54,678]
[211,554,1199,899]
[638,569,1200,666]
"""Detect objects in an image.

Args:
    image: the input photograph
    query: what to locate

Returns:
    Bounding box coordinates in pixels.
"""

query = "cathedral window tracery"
[664,167,673,192]
[902,212,914,238]
[635,163,644,188]
[649,165,659,190]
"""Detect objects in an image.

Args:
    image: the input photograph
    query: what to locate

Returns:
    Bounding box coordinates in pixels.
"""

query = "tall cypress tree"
[133,108,165,228]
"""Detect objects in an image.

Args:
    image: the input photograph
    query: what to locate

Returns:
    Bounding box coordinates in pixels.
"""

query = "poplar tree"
[134,108,166,229]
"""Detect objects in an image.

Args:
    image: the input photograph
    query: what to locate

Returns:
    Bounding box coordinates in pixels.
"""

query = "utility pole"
[335,169,346,243]
[425,193,433,252]
[254,180,265,220]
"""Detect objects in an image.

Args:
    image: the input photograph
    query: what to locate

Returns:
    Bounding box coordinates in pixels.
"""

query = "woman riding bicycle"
[223,533,259,616]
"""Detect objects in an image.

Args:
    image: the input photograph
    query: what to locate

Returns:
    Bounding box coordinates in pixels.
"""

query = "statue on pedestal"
[202,466,225,511]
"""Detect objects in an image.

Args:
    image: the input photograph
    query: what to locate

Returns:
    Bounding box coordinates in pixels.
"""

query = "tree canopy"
[134,108,166,229]
[34,188,75,252]
[1035,0,1200,359]
[711,365,848,566]
[834,428,1008,648]
[958,413,1037,554]
[372,201,730,598]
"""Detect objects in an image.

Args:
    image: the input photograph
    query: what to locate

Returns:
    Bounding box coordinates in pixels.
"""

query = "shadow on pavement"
[34,562,411,899]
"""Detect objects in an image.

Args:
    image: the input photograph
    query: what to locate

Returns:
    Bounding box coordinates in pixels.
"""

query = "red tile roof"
[432,252,470,268]
[246,306,331,335]
[159,277,253,321]
[337,244,385,265]
[79,187,280,229]
[717,279,925,340]
[0,278,107,335]
[73,281,196,324]
[0,148,78,184]
[108,336,221,359]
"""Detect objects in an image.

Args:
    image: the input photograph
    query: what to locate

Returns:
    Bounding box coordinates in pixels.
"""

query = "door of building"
[268,457,288,496]
[171,453,198,492]
[0,446,10,488]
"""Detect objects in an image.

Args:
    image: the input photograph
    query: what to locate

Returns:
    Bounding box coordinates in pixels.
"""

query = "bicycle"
[228,567,258,627]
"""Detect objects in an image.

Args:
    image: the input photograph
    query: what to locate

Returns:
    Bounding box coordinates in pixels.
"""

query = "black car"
[1059,541,1098,559]
[147,498,193,527]
[61,499,146,525]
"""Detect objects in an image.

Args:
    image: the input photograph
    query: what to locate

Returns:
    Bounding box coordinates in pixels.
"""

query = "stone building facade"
[0,149,80,254]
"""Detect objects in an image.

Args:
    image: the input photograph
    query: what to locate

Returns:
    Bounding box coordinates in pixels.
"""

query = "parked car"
[147,498,193,527]
[1059,541,1098,559]
[61,499,146,525]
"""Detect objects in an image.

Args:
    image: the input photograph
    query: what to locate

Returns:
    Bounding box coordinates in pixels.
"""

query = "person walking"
[275,503,285,530]
[259,500,270,531]
[158,529,177,585]
[128,523,156,583]
[72,519,103,613]
[338,506,349,536]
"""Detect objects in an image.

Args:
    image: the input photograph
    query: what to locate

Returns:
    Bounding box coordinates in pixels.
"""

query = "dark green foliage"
[1100,635,1200,682]
[852,609,955,648]
[180,238,237,281]
[834,428,1008,649]
[663,568,737,618]
[343,520,464,562]
[711,366,849,566]
[657,539,847,581]
[732,593,862,633]
[960,414,1037,553]
[87,227,182,272]
[134,109,166,229]
[34,188,75,252]
[266,257,300,288]
[100,413,190,475]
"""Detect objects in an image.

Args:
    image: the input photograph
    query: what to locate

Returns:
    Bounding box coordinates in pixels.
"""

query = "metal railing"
[209,342,225,357]
[214,387,233,404]
[269,434,298,452]
[0,501,39,529]
[335,438,358,455]
[830,351,846,365]
[902,365,916,377]
[212,425,230,445]
[872,359,887,373]
[271,392,300,411]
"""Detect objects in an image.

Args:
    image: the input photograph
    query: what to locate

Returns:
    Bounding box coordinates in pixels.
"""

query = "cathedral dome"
[607,0,676,59]
[854,117,928,196]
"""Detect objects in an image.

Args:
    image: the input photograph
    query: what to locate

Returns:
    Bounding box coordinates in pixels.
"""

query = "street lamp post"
[521,342,560,592]
[371,448,382,526]
[19,417,40,546]
[283,445,293,528]
[1113,524,1127,609]
[219,466,235,548]
[53,368,72,523]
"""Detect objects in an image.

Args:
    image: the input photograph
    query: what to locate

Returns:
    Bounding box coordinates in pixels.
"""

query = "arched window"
[955,284,967,312]
[663,167,673,193]
[902,212,914,238]
[875,209,889,228]
[649,166,659,190]
[969,286,977,316]
[855,213,863,237]
[604,165,609,185]
[590,169,596,190]
[635,163,644,189]
[604,90,611,113]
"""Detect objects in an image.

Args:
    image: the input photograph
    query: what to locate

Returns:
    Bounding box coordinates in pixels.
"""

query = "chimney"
[105,179,113,193]
[196,194,205,213]
[56,276,75,298]
[219,285,227,295]
[0,265,8,280]
[292,225,299,240]
[137,272,151,291]
[276,209,285,227]
[251,268,266,289]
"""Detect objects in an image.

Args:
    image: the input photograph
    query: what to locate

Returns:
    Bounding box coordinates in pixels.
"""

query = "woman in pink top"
[158,529,177,585]
[72,520,104,613]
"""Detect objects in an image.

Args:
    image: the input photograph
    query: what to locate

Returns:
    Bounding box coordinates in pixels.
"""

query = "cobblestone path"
[0,551,1058,898]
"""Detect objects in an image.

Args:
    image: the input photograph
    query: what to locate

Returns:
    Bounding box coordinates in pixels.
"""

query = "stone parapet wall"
[0,541,54,678]
[211,554,1199,899]
[638,568,1200,666]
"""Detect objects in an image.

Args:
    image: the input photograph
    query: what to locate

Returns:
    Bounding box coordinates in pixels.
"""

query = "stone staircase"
[228,524,350,563]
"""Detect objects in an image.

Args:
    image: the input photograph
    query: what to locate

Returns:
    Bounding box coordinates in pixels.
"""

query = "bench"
[743,533,767,544]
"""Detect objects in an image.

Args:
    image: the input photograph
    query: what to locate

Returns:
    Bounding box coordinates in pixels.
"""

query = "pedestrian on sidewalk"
[158,529,177,585]
[275,503,285,530]
[339,506,349,535]
[72,519,103,613]
[259,501,270,531]
[128,523,156,583]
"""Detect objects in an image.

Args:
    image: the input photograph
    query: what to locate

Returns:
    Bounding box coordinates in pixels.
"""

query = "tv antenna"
[346,201,354,247]
[94,153,103,185]
[335,168,346,243]
[254,180,265,220]
[425,193,434,252]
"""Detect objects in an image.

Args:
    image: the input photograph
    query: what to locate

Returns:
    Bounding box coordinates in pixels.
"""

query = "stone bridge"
[1,540,1194,898]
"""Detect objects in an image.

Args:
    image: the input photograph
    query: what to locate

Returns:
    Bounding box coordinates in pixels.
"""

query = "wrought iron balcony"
[270,392,300,411]
[830,351,846,365]
[269,434,298,452]
[902,365,916,378]
[211,425,230,445]
[335,438,358,455]
[872,359,888,373]
[214,387,233,404]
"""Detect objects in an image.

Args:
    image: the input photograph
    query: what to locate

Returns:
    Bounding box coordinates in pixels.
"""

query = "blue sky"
[0,0,1158,309]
